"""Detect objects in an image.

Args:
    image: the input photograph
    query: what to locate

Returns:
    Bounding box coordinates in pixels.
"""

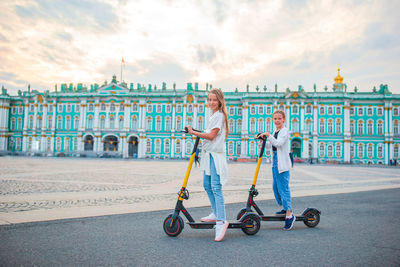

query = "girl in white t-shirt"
[186,88,229,242]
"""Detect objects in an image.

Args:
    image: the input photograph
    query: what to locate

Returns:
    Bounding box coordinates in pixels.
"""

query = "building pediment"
[285,90,308,99]
[98,83,129,96]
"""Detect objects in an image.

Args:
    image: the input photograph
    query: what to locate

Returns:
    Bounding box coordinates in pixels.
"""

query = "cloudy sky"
[0,0,399,95]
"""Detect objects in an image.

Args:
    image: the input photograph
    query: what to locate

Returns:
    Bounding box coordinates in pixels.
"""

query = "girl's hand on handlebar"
[185,125,193,134]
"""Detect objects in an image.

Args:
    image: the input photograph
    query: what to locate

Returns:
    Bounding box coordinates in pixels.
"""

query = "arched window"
[292,119,299,133]
[110,115,115,129]
[394,144,399,158]
[56,137,61,152]
[186,117,193,127]
[65,137,70,152]
[175,139,181,154]
[319,143,325,157]
[37,116,42,129]
[74,116,79,130]
[319,119,325,134]
[57,116,62,129]
[336,143,342,157]
[377,120,384,136]
[266,119,272,132]
[101,103,106,111]
[394,120,399,136]
[17,118,22,131]
[292,104,298,114]
[327,144,333,157]
[249,141,256,156]
[306,119,312,132]
[46,137,51,152]
[155,139,161,153]
[88,103,94,111]
[367,144,373,158]
[258,118,264,132]
[87,115,93,129]
[156,116,162,131]
[327,119,333,134]
[10,118,16,131]
[73,137,78,151]
[358,143,364,158]
[47,116,52,129]
[110,103,115,111]
[306,105,312,114]
[65,116,71,130]
[146,117,152,131]
[164,139,170,154]
[336,119,341,134]
[377,144,384,158]
[185,141,192,154]
[29,115,34,129]
[100,116,105,129]
[229,119,234,133]
[228,141,234,156]
[119,116,124,130]
[165,117,171,131]
[357,120,364,135]
[237,119,242,133]
[146,139,152,154]
[197,117,203,131]
[236,141,241,156]
[350,120,355,135]
[176,116,182,131]
[16,138,22,151]
[250,118,256,133]
[367,120,373,135]
[131,115,138,130]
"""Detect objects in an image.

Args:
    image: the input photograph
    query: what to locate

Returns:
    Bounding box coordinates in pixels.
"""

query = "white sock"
[216,221,224,225]
[286,214,293,220]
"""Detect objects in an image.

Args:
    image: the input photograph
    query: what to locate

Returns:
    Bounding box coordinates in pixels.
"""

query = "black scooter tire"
[236,208,249,220]
[302,208,321,228]
[163,214,184,237]
[240,213,261,235]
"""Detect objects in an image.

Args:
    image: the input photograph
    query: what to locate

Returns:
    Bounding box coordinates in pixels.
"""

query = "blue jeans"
[272,151,292,211]
[203,154,226,221]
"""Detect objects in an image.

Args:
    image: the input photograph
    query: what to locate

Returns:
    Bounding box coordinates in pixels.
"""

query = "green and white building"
[1,70,399,164]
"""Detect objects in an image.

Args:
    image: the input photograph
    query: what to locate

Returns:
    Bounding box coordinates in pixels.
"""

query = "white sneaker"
[201,213,217,222]
[215,221,229,242]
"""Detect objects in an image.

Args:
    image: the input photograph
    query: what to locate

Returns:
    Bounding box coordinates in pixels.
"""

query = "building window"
[236,142,241,155]
[100,116,105,129]
[367,120,373,135]
[74,116,79,130]
[394,120,399,136]
[110,103,115,111]
[166,104,171,113]
[306,120,312,133]
[147,104,153,113]
[336,106,342,115]
[165,117,171,131]
[258,106,264,115]
[250,106,256,115]
[100,103,106,111]
[197,117,203,131]
[73,137,78,151]
[110,116,115,129]
[57,104,63,113]
[119,104,124,112]
[394,145,399,158]
[164,139,170,154]
[393,107,399,116]
[266,106,272,115]
[358,107,363,116]
[155,139,161,153]
[47,116,52,129]
[336,119,341,134]
[357,121,364,135]
[17,118,22,131]
[37,116,42,129]
[87,116,93,129]
[65,104,71,113]
[157,104,162,113]
[327,144,333,157]
[358,143,364,158]
[146,117,152,131]
[186,117,193,127]
[146,139,152,154]
[57,116,62,129]
[367,144,373,158]
[336,143,342,157]
[75,104,80,112]
[319,106,325,115]
[250,118,256,133]
[176,116,182,131]
[292,119,299,133]
[56,137,61,152]
[292,105,298,114]
[176,104,182,113]
[185,141,192,154]
[16,138,21,151]
[119,116,124,130]
[319,119,325,134]
[377,107,383,116]
[238,107,242,116]
[198,104,204,113]
[18,106,23,114]
[319,143,325,157]
[266,119,272,132]
[132,103,138,112]
[367,107,373,116]
[237,119,242,133]
[229,119,234,133]
[306,105,312,114]
[228,141,234,156]
[350,143,355,158]
[65,137,70,152]
[279,105,284,111]
[327,106,333,115]
[88,103,94,111]
[350,120,355,135]
[350,107,355,116]
[258,119,264,132]
[376,120,383,135]
[249,141,256,156]
[229,107,235,116]
[327,120,333,134]
[175,139,181,154]
[156,116,162,131]
[131,116,138,130]
[187,104,193,113]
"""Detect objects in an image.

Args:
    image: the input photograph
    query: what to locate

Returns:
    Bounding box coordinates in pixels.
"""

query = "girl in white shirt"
[186,88,229,241]
[260,110,295,230]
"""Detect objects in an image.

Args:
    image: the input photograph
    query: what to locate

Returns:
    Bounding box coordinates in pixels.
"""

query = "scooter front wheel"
[163,214,184,237]
[241,213,261,235]
[302,208,321,228]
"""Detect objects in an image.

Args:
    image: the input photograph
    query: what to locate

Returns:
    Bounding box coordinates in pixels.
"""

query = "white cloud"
[0,0,399,94]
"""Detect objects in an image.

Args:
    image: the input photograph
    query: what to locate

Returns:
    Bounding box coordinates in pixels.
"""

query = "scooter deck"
[260,215,307,222]
[188,222,247,229]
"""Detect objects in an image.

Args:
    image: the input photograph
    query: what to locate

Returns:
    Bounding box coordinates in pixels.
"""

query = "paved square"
[0,156,399,224]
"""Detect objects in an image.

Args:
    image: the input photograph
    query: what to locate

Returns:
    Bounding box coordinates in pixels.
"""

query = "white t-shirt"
[200,110,229,185]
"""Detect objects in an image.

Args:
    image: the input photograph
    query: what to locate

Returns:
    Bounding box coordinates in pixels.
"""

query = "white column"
[300,101,305,132]
[171,135,175,158]
[344,102,351,163]
[32,101,38,131]
[384,102,389,164]
[193,100,198,129]
[79,100,87,130]
[312,102,319,159]
[22,102,29,152]
[172,100,176,131]
[123,100,131,131]
[181,136,185,158]
[93,100,100,131]
[285,101,291,130]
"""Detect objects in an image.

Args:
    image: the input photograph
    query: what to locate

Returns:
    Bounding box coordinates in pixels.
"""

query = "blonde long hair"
[209,88,229,140]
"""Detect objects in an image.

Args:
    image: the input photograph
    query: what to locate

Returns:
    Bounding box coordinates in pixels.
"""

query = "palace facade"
[0,70,399,164]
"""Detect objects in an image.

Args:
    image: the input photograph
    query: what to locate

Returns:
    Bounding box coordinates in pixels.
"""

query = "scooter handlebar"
[181,127,201,134]
[255,133,267,141]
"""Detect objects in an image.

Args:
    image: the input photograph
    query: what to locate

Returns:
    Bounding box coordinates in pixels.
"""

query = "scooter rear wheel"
[236,208,249,220]
[163,214,184,237]
[302,209,320,228]
[241,213,261,235]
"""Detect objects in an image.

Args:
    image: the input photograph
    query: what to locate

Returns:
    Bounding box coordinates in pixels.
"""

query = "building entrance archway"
[103,135,118,152]
[128,136,138,158]
[291,138,301,158]
[84,135,94,151]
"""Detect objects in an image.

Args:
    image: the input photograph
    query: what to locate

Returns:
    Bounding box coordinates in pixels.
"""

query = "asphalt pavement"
[1,188,399,267]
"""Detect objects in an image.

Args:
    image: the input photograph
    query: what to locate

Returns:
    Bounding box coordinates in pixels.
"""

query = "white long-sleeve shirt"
[200,110,229,185]
[266,127,291,173]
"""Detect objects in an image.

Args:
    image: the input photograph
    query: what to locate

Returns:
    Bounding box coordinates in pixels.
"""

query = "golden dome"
[334,68,343,84]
